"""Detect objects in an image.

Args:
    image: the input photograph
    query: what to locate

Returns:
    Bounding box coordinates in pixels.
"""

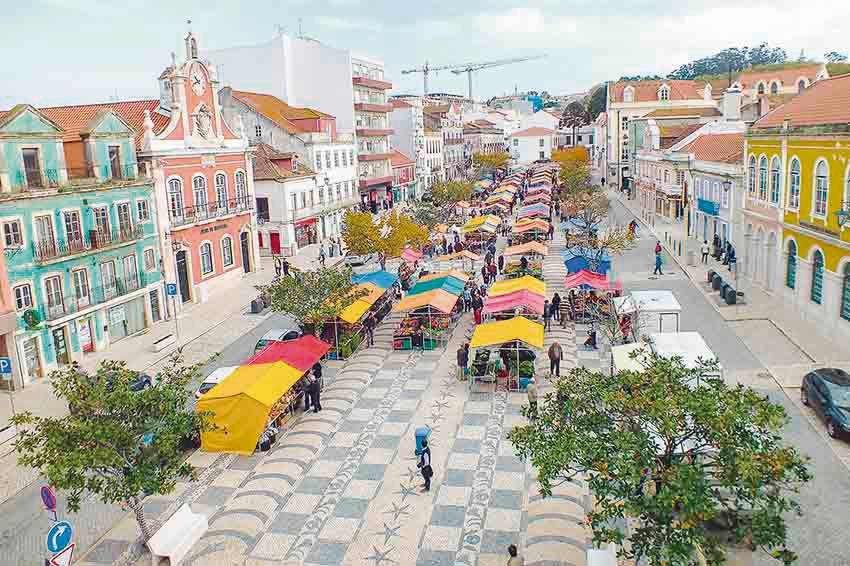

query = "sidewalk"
[610,191,850,387]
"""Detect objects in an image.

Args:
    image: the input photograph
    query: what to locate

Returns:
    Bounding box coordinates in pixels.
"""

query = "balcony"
[354,103,392,113]
[12,164,145,193]
[697,198,720,216]
[38,274,149,323]
[359,175,394,189]
[356,128,394,137]
[33,225,145,264]
[358,152,394,162]
[352,76,393,90]
[170,197,253,227]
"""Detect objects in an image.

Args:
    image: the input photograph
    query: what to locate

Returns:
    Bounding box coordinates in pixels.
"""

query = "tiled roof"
[252,143,315,181]
[643,107,722,118]
[390,99,413,109]
[510,127,555,137]
[390,149,414,167]
[752,73,850,129]
[659,124,702,149]
[738,64,822,90]
[38,100,169,148]
[469,119,496,127]
[230,90,333,135]
[680,133,744,163]
[610,80,703,103]
[424,104,449,114]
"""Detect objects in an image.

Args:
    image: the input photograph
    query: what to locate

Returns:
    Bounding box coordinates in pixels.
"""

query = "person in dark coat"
[488,263,497,284]
[481,264,488,284]
[456,343,469,380]
[282,258,290,277]
[497,254,504,274]
[274,257,282,277]
[551,292,561,321]
[418,439,433,491]
[520,256,529,271]
[543,299,552,330]
[363,312,375,346]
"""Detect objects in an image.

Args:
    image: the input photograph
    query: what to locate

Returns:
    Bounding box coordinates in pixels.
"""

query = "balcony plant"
[22,309,41,331]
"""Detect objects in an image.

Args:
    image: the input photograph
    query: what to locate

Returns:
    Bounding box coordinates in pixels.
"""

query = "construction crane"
[400,55,546,100]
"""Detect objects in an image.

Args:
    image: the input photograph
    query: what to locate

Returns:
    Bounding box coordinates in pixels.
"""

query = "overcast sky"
[3,0,849,108]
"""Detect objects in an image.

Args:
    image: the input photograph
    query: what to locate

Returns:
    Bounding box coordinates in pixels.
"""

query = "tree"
[667,43,787,80]
[377,211,429,257]
[262,267,367,335]
[12,359,214,543]
[552,147,589,167]
[508,356,811,566]
[341,210,381,255]
[586,84,607,121]
[410,199,448,229]
[557,160,593,196]
[618,75,663,81]
[825,51,848,63]
[561,101,590,147]
[473,152,509,176]
[429,180,474,208]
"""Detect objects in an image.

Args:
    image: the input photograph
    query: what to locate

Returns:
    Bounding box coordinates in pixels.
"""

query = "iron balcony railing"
[39,273,148,322]
[32,225,145,263]
[170,197,254,226]
[17,164,141,190]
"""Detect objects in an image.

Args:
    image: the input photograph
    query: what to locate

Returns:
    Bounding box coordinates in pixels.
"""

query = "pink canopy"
[483,289,546,315]
[400,247,423,262]
[564,269,622,291]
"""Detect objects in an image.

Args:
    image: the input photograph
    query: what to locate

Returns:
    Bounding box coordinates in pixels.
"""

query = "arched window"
[235,171,247,204]
[797,79,806,93]
[786,241,797,289]
[200,242,214,275]
[659,86,670,101]
[814,160,829,216]
[168,178,184,218]
[758,156,768,199]
[788,158,801,209]
[769,156,780,203]
[748,155,756,194]
[193,175,207,207]
[757,82,765,95]
[842,263,850,321]
[770,81,779,95]
[190,38,198,59]
[221,236,234,267]
[623,87,634,103]
[214,173,228,208]
[811,250,824,304]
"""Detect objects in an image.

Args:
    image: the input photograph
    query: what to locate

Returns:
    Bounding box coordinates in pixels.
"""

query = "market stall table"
[613,290,681,335]
[468,316,544,392]
[392,289,461,350]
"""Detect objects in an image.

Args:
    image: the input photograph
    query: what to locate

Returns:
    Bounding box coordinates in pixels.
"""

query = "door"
[52,327,69,366]
[108,146,122,179]
[22,148,42,188]
[73,269,90,308]
[150,290,161,323]
[176,250,190,303]
[77,319,93,353]
[116,203,133,238]
[270,232,281,255]
[22,338,41,380]
[240,232,251,273]
[101,260,118,300]
[34,215,56,258]
[123,254,138,291]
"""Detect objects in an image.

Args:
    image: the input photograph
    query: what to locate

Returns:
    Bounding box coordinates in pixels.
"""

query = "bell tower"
[184,19,198,61]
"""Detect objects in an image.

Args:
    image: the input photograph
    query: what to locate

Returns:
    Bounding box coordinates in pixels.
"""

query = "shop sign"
[295,217,316,228]
[200,223,229,234]
[109,306,126,325]
[799,220,841,238]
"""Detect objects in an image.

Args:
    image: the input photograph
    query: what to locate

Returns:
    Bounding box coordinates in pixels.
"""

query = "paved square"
[320,517,361,541]
[269,512,309,534]
[490,489,523,510]
[354,463,386,481]
[194,486,236,506]
[297,477,332,494]
[443,469,475,487]
[421,525,462,551]
[430,504,467,527]
[252,533,295,559]
[435,486,471,506]
[416,549,457,566]
[306,540,349,565]
[481,529,519,553]
[334,497,371,518]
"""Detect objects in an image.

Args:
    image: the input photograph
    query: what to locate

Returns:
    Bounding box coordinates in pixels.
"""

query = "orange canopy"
[436,250,480,262]
[418,269,472,283]
[392,289,459,314]
[503,241,549,257]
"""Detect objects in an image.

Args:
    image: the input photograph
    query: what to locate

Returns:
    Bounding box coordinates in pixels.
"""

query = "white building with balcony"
[352,54,394,210]
[390,98,428,198]
[423,129,444,191]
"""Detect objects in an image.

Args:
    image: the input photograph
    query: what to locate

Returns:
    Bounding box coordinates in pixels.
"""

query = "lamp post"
[170,240,182,346]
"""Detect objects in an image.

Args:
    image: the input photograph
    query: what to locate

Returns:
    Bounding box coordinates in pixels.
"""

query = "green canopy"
[408,275,465,297]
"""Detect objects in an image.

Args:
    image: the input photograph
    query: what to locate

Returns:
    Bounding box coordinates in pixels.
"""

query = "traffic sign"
[46,521,73,554]
[40,486,56,511]
[50,543,74,566]
[166,283,178,296]
[0,356,11,377]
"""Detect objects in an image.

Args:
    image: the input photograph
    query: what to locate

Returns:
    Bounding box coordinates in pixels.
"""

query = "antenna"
[298,18,303,38]
[275,24,285,37]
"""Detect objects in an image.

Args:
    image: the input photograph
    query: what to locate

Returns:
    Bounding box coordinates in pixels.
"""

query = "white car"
[195,366,239,399]
[344,253,374,267]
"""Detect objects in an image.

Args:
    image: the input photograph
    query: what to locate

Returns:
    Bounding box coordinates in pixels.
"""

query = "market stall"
[512,219,549,244]
[320,283,383,360]
[613,290,682,335]
[391,288,461,350]
[489,275,546,298]
[468,316,544,392]
[563,270,622,323]
[400,247,424,264]
[462,215,500,251]
[483,289,545,320]
[648,332,722,380]
[433,252,480,274]
[523,193,551,206]
[517,204,550,220]
[564,247,611,275]
[503,241,548,258]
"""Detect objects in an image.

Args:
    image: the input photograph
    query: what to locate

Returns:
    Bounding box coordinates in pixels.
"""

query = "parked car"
[344,253,374,267]
[801,367,850,438]
[253,325,302,355]
[195,366,239,399]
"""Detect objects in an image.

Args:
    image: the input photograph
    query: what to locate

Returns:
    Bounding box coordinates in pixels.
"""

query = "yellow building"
[748,73,850,337]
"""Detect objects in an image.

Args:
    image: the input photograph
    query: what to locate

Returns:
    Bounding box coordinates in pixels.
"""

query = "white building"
[509,127,556,164]
[425,103,464,180]
[520,109,560,131]
[389,98,428,195]
[423,128,444,191]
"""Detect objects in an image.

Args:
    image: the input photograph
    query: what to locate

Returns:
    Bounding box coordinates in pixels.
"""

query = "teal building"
[0,105,164,385]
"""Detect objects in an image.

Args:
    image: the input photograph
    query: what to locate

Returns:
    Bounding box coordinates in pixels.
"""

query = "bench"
[148,503,207,566]
[151,334,176,353]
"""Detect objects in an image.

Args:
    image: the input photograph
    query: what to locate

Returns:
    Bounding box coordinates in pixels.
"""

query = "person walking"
[363,312,375,346]
[310,371,322,412]
[526,377,538,419]
[488,262,497,284]
[456,342,469,381]
[274,257,282,277]
[319,245,326,267]
[473,294,483,325]
[701,240,710,264]
[653,252,663,275]
[312,361,323,392]
[282,257,290,277]
[507,545,524,566]
[551,292,561,322]
[543,300,551,330]
[379,252,386,271]
[498,254,504,274]
[547,224,554,241]
[548,341,562,377]
[463,286,472,313]
[481,264,488,284]
[418,439,433,492]
[655,240,662,255]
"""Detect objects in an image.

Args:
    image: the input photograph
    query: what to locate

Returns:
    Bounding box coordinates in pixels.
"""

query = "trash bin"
[726,289,738,305]
[721,283,732,301]
[415,426,432,455]
[712,274,723,291]
[707,269,716,284]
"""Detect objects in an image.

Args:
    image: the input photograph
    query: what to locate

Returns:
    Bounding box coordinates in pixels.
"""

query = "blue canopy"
[352,271,399,289]
[564,248,611,275]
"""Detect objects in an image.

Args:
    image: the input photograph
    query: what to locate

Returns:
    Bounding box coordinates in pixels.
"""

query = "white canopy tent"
[613,290,682,334]
[610,331,721,380]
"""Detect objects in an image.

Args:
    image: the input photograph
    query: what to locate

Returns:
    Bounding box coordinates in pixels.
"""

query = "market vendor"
[520,256,529,271]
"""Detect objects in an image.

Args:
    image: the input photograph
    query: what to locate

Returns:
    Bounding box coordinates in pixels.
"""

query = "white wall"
[511,135,553,164]
[390,107,415,158]
[521,110,559,131]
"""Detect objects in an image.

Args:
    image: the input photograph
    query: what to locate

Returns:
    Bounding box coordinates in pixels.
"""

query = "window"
[214,173,228,206]
[256,197,270,221]
[757,82,765,95]
[786,241,797,289]
[108,145,122,179]
[45,276,63,316]
[193,175,208,209]
[63,211,83,249]
[168,179,184,218]
[713,182,720,202]
[758,156,768,199]
[798,79,806,93]
[301,193,307,208]
[101,260,117,295]
[814,160,829,216]
[13,284,32,310]
[748,155,756,194]
[769,157,780,204]
[770,81,779,95]
[349,150,354,164]
[842,264,850,321]
[623,87,634,103]
[3,220,22,247]
[22,148,42,188]
[123,254,138,288]
[200,242,213,274]
[255,124,262,139]
[221,236,234,267]
[336,184,342,201]
[325,152,331,169]
[342,151,348,167]
[72,269,90,305]
[664,170,670,184]
[116,202,133,235]
[811,250,824,304]
[513,139,518,147]
[144,249,156,271]
[235,171,247,203]
[539,138,545,147]
[722,182,730,208]
[315,151,322,170]
[676,171,685,186]
[318,188,324,204]
[659,86,670,101]
[137,199,150,222]
[539,151,545,160]
[291,194,298,211]
[334,151,340,167]
[33,215,55,256]
[788,158,801,209]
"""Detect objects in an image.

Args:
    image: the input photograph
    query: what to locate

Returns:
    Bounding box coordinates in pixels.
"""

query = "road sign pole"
[172,295,180,345]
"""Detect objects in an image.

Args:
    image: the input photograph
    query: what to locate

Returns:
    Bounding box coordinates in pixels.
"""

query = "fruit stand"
[324,272,399,360]
[391,273,464,351]
[468,316,544,392]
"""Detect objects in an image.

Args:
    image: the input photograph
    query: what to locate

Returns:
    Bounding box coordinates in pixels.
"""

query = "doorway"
[270,232,281,256]
[22,337,41,381]
[240,232,251,273]
[77,319,94,353]
[176,250,190,303]
[52,327,69,366]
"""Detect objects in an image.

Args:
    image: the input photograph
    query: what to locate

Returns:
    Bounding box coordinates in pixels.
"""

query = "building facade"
[509,127,556,164]
[463,120,505,157]
[423,129,444,192]
[425,103,464,180]
[352,55,394,210]
[389,99,428,198]
[391,149,416,202]
[0,105,162,386]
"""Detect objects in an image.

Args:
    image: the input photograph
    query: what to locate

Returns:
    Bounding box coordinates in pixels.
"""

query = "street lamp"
[722,180,732,193]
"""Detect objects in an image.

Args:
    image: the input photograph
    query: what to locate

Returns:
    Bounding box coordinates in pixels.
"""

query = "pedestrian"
[418,438,433,492]
[548,340,562,377]
[584,325,598,350]
[551,292,561,321]
[304,373,314,411]
[473,296,483,325]
[488,263,497,284]
[559,296,570,327]
[282,257,290,277]
[543,300,551,330]
[520,255,529,271]
[481,264,488,284]
[456,342,469,381]
[319,245,326,267]
[274,256,282,277]
[507,544,524,566]
[547,224,554,240]
[653,252,663,275]
[379,252,386,271]
[363,312,375,346]
[655,241,662,255]
[463,286,472,312]
[310,371,322,412]
[498,254,504,274]
[701,240,710,264]
[527,377,538,419]
[312,361,323,392]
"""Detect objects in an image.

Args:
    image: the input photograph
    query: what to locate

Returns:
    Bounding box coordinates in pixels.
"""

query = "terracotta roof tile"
[38,100,169,149]
[643,107,722,118]
[738,64,822,89]
[252,143,315,181]
[390,148,414,167]
[680,133,744,163]
[230,90,333,134]
[752,73,850,129]
[510,127,555,137]
[659,124,702,149]
[611,80,704,103]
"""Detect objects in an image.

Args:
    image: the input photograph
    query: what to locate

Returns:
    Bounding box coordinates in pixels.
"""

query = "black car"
[801,368,850,438]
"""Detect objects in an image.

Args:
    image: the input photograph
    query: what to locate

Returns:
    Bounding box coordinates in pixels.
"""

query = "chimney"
[722,85,742,121]
[758,95,770,118]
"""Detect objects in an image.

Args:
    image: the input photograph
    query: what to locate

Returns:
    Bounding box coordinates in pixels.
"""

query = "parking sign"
[0,356,11,378]
[166,283,178,296]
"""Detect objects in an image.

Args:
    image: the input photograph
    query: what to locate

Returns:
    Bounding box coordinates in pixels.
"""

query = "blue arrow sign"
[46,521,73,554]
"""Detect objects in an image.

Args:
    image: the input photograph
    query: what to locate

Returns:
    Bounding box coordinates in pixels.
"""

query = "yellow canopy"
[469,316,544,349]
[489,275,545,297]
[339,283,384,324]
[197,362,304,454]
